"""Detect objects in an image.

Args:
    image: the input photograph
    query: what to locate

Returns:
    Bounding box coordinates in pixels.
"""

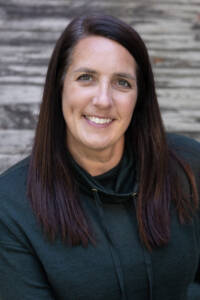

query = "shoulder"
[0,156,30,196]
[167,133,200,154]
[167,133,200,167]
[0,157,42,249]
[0,157,45,253]
[167,133,200,194]
[0,156,30,180]
[0,157,31,223]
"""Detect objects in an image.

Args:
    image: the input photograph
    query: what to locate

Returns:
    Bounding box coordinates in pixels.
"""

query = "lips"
[84,115,113,125]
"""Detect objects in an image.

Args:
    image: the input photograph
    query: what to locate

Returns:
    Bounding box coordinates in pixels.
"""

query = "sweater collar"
[67,141,139,202]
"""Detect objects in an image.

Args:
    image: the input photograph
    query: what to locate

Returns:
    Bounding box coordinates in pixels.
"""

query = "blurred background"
[0,0,200,173]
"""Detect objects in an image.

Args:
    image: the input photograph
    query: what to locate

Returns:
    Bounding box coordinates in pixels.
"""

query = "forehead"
[68,35,137,74]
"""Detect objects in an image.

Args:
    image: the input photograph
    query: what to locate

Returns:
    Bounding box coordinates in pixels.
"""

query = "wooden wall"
[0,0,200,173]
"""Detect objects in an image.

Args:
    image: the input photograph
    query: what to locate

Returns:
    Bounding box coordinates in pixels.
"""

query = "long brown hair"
[27,14,198,249]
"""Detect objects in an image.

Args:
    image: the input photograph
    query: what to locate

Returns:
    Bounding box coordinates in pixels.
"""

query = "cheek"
[62,87,78,117]
[62,95,74,124]
[62,85,93,111]
[119,95,137,120]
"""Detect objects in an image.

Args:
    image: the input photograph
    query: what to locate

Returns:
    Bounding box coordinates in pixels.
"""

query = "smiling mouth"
[84,115,113,125]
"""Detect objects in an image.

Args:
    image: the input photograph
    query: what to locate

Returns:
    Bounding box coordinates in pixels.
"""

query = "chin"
[84,140,112,151]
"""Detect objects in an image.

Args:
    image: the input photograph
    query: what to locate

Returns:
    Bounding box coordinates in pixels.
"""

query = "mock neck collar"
[66,140,138,202]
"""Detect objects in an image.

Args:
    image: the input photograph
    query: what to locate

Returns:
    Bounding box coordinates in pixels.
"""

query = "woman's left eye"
[117,79,131,88]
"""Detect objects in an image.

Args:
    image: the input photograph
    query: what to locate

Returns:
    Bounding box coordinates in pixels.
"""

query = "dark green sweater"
[0,133,200,300]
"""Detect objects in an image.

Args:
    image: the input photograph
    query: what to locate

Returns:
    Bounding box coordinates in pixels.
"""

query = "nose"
[92,81,112,108]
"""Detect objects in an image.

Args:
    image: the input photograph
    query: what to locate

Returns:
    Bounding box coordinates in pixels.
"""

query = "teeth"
[85,116,112,124]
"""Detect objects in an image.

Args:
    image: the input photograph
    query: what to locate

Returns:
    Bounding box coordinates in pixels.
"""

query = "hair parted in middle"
[28,13,198,250]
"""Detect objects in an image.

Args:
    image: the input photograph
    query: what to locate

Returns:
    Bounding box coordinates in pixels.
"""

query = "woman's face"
[62,35,138,155]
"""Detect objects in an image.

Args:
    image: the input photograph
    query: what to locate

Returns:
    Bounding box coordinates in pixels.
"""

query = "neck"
[67,139,124,176]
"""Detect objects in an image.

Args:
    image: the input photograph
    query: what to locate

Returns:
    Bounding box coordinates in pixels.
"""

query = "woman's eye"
[117,79,131,88]
[77,74,93,81]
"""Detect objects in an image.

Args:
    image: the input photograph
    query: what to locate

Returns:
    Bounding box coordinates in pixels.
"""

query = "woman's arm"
[0,215,56,300]
[188,283,200,300]
[168,134,200,299]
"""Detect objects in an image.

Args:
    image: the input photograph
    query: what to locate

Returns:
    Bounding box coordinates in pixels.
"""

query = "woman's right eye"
[77,74,93,81]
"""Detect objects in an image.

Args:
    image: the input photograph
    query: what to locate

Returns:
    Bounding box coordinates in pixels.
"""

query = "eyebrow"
[73,68,136,81]
[73,68,97,74]
[115,72,136,81]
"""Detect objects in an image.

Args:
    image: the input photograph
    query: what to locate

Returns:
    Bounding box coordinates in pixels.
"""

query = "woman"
[0,14,200,300]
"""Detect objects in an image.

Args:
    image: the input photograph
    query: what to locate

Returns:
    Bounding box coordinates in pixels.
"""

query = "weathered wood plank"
[0,0,199,173]
[0,129,34,154]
